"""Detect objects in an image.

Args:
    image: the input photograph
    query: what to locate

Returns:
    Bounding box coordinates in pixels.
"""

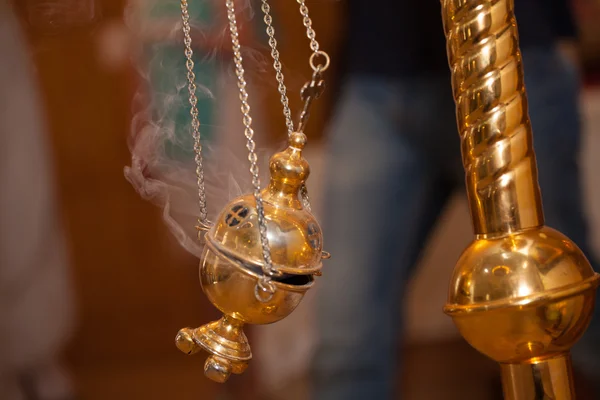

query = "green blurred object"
[142,0,273,163]
[145,0,217,163]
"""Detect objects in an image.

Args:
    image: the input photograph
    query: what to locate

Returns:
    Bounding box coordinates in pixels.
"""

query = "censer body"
[440,0,600,398]
[175,133,324,383]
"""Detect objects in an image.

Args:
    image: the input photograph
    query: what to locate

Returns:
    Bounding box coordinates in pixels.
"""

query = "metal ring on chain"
[196,220,213,233]
[255,279,276,303]
[309,50,330,72]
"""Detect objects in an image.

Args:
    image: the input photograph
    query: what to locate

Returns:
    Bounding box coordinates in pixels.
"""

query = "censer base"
[175,315,251,383]
[500,353,574,400]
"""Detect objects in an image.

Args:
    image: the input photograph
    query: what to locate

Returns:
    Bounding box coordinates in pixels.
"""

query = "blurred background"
[2,0,600,399]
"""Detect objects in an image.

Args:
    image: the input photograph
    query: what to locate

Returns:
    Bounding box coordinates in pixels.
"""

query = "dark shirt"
[343,0,578,77]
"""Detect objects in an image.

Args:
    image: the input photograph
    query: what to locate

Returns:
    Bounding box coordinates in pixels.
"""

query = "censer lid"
[206,132,323,276]
[262,131,310,210]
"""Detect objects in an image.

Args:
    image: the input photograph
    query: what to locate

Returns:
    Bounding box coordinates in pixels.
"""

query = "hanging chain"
[296,0,330,210]
[297,0,330,73]
[180,0,210,230]
[296,0,329,211]
[259,0,330,212]
[225,0,279,302]
[260,0,294,135]
[180,0,329,300]
[259,0,330,134]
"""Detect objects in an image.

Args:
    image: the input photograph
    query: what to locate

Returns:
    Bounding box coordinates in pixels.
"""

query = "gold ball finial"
[289,131,307,150]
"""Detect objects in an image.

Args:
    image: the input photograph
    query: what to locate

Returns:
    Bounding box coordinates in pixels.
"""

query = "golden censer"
[173,0,330,383]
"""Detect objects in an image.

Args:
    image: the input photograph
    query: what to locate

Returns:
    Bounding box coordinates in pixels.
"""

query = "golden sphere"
[445,226,600,363]
[199,133,323,325]
[200,235,314,324]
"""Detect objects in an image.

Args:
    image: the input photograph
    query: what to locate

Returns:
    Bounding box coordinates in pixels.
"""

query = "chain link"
[260,0,294,135]
[180,0,209,227]
[225,0,277,301]
[296,0,320,53]
[296,1,330,72]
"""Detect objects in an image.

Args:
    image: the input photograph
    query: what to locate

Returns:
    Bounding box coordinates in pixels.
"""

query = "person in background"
[310,0,600,398]
[0,1,75,399]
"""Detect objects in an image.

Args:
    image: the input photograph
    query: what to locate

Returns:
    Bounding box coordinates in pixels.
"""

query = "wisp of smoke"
[123,0,278,259]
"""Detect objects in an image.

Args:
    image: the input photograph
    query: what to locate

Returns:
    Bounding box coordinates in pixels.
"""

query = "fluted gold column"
[440,1,600,398]
[443,0,542,236]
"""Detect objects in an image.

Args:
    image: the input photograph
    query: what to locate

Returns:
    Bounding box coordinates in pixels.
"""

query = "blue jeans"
[311,47,599,399]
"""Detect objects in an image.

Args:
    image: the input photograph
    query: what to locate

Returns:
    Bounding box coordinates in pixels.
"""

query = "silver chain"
[260,0,294,135]
[295,0,328,212]
[259,0,328,213]
[297,0,319,53]
[259,0,328,135]
[225,0,278,301]
[180,0,210,229]
[297,0,330,72]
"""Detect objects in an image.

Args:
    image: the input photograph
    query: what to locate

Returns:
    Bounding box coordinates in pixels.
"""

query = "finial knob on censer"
[175,132,325,383]
[440,0,600,398]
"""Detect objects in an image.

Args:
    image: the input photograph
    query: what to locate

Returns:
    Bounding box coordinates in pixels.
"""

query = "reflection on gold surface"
[176,133,324,382]
[446,227,597,363]
[441,0,600,397]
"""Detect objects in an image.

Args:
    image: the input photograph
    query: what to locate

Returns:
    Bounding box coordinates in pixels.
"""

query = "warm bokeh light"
[2,0,600,399]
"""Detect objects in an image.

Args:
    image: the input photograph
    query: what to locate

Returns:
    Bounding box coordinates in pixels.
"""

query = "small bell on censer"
[175,132,326,383]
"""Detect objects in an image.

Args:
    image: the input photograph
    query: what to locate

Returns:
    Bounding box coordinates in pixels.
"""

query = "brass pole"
[440,0,600,398]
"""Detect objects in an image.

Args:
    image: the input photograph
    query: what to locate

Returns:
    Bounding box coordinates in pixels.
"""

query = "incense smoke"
[122,0,277,259]
[119,1,325,392]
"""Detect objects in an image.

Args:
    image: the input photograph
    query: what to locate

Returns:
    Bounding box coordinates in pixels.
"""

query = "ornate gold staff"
[440,0,600,398]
